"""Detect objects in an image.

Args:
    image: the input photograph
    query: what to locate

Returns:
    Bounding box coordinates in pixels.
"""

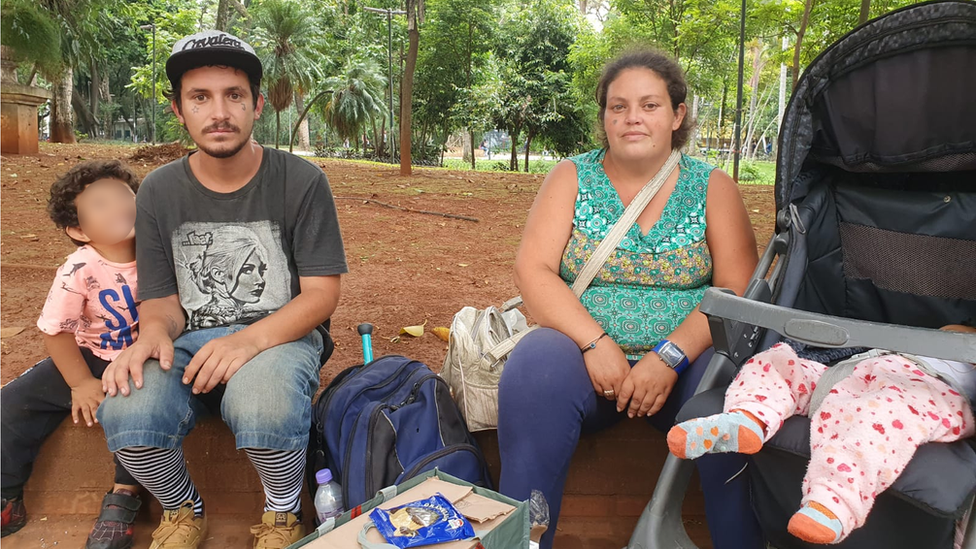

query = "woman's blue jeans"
[497,328,763,549]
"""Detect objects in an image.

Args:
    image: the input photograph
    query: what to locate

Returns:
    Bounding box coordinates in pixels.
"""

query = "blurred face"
[230,249,267,303]
[70,178,137,246]
[173,65,264,159]
[604,68,686,159]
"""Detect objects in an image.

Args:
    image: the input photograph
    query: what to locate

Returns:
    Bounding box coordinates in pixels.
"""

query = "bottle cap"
[315,468,333,485]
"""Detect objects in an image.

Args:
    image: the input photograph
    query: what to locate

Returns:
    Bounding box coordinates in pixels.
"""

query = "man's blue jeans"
[98,325,323,452]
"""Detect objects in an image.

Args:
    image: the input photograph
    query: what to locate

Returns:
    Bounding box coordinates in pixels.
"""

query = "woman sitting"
[497,47,761,549]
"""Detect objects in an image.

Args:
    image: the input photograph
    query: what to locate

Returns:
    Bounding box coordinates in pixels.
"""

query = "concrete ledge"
[24,416,711,548]
[24,417,265,518]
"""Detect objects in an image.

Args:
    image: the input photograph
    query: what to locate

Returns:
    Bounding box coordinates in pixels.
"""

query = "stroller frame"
[627,1,976,548]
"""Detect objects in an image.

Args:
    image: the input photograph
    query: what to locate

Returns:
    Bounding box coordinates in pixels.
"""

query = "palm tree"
[252,0,323,148]
[322,59,386,151]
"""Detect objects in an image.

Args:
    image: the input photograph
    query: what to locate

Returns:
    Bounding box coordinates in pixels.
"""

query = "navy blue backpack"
[307,355,492,511]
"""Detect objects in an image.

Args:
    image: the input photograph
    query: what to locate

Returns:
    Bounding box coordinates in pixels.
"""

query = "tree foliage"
[16,0,926,162]
[251,0,323,147]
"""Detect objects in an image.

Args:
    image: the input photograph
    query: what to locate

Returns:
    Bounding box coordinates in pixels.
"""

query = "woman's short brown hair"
[595,47,695,151]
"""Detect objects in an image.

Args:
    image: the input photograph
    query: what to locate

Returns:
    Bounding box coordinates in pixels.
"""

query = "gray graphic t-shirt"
[135,147,348,331]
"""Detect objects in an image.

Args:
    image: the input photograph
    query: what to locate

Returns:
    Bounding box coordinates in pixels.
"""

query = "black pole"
[151,25,156,146]
[388,11,395,162]
[732,0,746,181]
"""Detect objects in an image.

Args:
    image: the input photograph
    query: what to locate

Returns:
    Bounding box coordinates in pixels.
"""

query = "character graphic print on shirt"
[172,222,290,330]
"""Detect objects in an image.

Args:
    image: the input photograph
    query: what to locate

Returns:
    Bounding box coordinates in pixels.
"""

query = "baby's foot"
[788,501,843,544]
[666,411,764,460]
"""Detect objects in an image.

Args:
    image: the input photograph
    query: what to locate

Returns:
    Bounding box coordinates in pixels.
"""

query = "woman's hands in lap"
[617,354,677,418]
[583,339,631,404]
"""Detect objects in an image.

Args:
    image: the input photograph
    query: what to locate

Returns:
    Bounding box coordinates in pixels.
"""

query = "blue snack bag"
[369,493,476,548]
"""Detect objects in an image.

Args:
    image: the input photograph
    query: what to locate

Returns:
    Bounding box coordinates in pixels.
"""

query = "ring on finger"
[603,389,615,399]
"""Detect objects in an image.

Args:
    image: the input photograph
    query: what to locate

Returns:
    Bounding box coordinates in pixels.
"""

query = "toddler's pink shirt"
[37,246,139,361]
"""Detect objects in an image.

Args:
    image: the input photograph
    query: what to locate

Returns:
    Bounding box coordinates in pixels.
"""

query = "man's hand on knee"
[103,332,175,396]
[183,332,261,394]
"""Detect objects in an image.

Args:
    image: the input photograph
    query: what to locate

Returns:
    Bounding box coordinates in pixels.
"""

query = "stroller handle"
[699,288,976,364]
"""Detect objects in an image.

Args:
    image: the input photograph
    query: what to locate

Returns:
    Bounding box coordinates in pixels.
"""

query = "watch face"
[658,342,683,367]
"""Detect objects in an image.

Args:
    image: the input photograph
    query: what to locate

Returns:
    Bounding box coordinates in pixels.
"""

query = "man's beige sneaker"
[251,511,306,548]
[149,501,207,549]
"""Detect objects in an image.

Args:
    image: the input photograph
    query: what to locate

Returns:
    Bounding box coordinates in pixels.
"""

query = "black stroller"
[628,2,976,548]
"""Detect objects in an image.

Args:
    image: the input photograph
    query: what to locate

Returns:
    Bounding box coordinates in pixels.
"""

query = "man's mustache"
[203,122,240,134]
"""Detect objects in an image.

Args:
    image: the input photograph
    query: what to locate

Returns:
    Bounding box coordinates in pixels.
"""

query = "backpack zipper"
[339,362,425,504]
[399,443,486,483]
[362,375,434,495]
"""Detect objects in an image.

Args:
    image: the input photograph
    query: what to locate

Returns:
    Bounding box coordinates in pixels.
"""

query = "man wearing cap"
[97,30,347,548]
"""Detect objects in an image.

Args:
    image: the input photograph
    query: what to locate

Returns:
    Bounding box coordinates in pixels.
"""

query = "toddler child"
[1,160,143,549]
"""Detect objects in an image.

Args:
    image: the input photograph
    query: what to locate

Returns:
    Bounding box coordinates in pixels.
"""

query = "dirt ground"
[0,143,775,388]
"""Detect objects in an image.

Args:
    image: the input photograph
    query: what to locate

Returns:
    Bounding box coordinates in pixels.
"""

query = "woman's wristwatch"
[652,340,689,375]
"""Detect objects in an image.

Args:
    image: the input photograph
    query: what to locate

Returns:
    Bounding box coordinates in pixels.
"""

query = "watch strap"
[653,340,690,375]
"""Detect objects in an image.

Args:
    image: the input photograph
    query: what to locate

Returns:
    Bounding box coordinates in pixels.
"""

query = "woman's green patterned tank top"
[559,149,714,359]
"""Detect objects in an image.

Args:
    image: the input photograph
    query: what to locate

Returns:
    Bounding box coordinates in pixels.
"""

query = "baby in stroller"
[666,321,975,544]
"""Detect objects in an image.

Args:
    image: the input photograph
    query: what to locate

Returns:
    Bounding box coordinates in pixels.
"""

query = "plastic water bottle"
[314,469,344,523]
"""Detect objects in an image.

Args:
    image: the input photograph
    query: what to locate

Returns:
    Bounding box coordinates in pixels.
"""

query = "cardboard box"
[289,470,530,549]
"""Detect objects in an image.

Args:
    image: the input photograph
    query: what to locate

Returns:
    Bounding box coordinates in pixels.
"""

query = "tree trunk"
[72,88,99,139]
[718,81,727,146]
[470,130,476,170]
[440,121,449,166]
[377,113,387,159]
[462,130,473,166]
[275,109,281,149]
[371,117,380,158]
[89,61,100,138]
[419,117,430,160]
[509,129,519,171]
[216,0,231,31]
[743,44,764,159]
[859,0,870,25]
[793,0,815,90]
[100,72,112,139]
[400,11,420,176]
[124,115,138,142]
[225,0,251,30]
[294,92,311,151]
[523,130,534,173]
[50,67,76,143]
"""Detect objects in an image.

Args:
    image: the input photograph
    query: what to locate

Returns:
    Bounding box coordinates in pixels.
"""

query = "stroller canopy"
[775,0,976,212]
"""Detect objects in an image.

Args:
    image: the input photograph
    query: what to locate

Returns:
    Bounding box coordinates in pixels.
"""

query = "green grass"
[441,157,559,174]
[310,152,777,184]
[736,160,776,186]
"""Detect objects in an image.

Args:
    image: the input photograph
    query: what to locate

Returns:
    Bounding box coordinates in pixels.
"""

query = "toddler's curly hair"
[48,160,140,246]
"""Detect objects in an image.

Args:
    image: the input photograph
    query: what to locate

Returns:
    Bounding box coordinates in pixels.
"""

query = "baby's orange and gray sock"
[666,410,765,460]
[788,501,843,544]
